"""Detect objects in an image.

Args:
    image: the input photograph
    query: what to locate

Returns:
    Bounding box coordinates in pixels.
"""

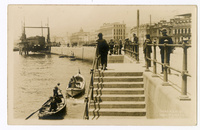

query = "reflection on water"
[13,52,92,119]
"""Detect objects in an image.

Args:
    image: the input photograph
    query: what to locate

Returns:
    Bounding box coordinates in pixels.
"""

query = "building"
[130,24,150,44]
[171,13,191,44]
[129,13,191,44]
[70,28,90,46]
[98,22,126,43]
[148,20,173,43]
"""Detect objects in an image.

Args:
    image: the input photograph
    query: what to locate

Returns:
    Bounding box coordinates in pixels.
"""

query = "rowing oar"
[25,98,51,120]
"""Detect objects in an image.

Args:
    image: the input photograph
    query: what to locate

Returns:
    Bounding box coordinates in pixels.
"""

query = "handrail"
[123,39,191,100]
[123,42,140,61]
[83,44,101,119]
[144,40,191,101]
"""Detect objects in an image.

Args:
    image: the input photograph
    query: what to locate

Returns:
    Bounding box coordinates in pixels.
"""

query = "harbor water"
[12,51,92,120]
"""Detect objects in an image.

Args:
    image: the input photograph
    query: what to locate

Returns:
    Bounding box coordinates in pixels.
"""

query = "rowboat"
[38,91,66,119]
[66,72,85,97]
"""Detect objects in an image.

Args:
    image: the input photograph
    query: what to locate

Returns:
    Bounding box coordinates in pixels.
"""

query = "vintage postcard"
[6,4,197,126]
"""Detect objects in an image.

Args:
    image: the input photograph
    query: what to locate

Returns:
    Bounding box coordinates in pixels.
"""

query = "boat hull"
[66,74,85,97]
[66,88,85,97]
[38,94,66,119]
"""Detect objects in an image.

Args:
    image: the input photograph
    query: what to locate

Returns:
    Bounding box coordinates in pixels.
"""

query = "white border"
[1,0,199,130]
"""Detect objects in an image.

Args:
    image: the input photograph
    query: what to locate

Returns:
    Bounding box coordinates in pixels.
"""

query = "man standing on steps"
[97,33,109,70]
[159,28,174,74]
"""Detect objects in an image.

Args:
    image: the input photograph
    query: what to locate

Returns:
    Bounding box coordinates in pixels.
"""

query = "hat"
[98,33,103,37]
[161,28,167,32]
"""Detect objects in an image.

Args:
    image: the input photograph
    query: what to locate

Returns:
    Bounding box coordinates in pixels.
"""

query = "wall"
[143,71,194,119]
[51,47,96,62]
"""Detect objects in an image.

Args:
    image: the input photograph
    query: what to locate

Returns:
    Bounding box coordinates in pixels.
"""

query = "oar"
[25,98,51,120]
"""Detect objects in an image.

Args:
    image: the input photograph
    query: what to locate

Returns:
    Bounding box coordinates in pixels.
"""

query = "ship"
[18,22,51,55]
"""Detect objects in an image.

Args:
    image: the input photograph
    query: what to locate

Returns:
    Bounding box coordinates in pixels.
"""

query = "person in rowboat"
[69,76,76,88]
[49,97,57,112]
[53,83,61,97]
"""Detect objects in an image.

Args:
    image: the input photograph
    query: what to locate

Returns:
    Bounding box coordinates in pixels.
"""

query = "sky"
[8,5,195,43]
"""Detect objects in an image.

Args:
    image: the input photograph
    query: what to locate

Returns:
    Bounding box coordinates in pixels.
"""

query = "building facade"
[98,22,126,43]
[171,13,191,44]
[70,28,90,46]
[129,13,191,44]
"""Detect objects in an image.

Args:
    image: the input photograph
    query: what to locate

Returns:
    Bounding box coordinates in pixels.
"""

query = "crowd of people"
[96,28,175,74]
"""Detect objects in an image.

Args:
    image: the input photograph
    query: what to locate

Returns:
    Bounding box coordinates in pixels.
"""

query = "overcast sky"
[8,5,195,42]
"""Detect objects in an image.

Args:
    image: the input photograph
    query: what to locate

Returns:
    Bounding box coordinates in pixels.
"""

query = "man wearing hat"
[97,33,109,70]
[159,28,174,74]
[133,33,139,58]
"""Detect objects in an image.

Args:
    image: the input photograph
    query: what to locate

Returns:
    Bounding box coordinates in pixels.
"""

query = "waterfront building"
[171,13,191,44]
[130,24,150,44]
[98,22,126,43]
[70,28,90,46]
[129,13,191,44]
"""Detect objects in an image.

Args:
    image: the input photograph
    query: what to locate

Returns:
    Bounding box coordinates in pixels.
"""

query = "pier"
[50,38,195,120]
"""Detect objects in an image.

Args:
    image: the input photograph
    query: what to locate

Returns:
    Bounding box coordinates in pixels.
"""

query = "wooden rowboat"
[38,91,66,119]
[66,73,85,97]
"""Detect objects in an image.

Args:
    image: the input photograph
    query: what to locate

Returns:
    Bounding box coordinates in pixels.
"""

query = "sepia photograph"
[5,3,197,127]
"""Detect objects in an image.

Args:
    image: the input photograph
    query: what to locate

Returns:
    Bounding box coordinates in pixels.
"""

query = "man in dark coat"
[53,83,60,97]
[109,39,114,55]
[159,28,174,74]
[97,33,109,70]
[49,97,57,112]
[119,39,123,55]
[143,34,152,67]
[133,33,139,57]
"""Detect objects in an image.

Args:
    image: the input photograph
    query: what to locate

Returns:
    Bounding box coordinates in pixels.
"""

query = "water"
[12,52,92,119]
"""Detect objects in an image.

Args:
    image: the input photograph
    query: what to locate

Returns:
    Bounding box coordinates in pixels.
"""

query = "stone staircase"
[89,71,146,119]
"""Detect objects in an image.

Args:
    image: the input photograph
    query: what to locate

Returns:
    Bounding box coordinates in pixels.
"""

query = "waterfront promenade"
[51,46,195,120]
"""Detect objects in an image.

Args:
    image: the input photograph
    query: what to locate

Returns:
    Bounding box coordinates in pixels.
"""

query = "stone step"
[89,108,146,116]
[90,101,146,109]
[91,116,147,120]
[93,82,144,88]
[94,76,143,82]
[108,55,124,63]
[94,71,143,77]
[94,94,145,102]
[93,88,144,95]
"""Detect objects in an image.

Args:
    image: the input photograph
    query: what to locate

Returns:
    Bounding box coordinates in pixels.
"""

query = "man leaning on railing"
[159,28,174,74]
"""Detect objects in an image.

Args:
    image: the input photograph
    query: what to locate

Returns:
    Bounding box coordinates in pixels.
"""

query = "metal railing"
[83,45,101,119]
[123,42,140,63]
[144,39,191,101]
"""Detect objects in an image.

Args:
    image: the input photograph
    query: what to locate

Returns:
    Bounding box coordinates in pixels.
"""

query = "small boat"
[69,51,76,61]
[38,91,66,119]
[70,57,76,61]
[66,71,86,97]
[59,54,68,58]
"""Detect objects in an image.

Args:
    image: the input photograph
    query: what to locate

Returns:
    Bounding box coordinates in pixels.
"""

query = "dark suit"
[143,39,152,67]
[97,39,109,68]
[133,36,138,53]
[159,35,173,72]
